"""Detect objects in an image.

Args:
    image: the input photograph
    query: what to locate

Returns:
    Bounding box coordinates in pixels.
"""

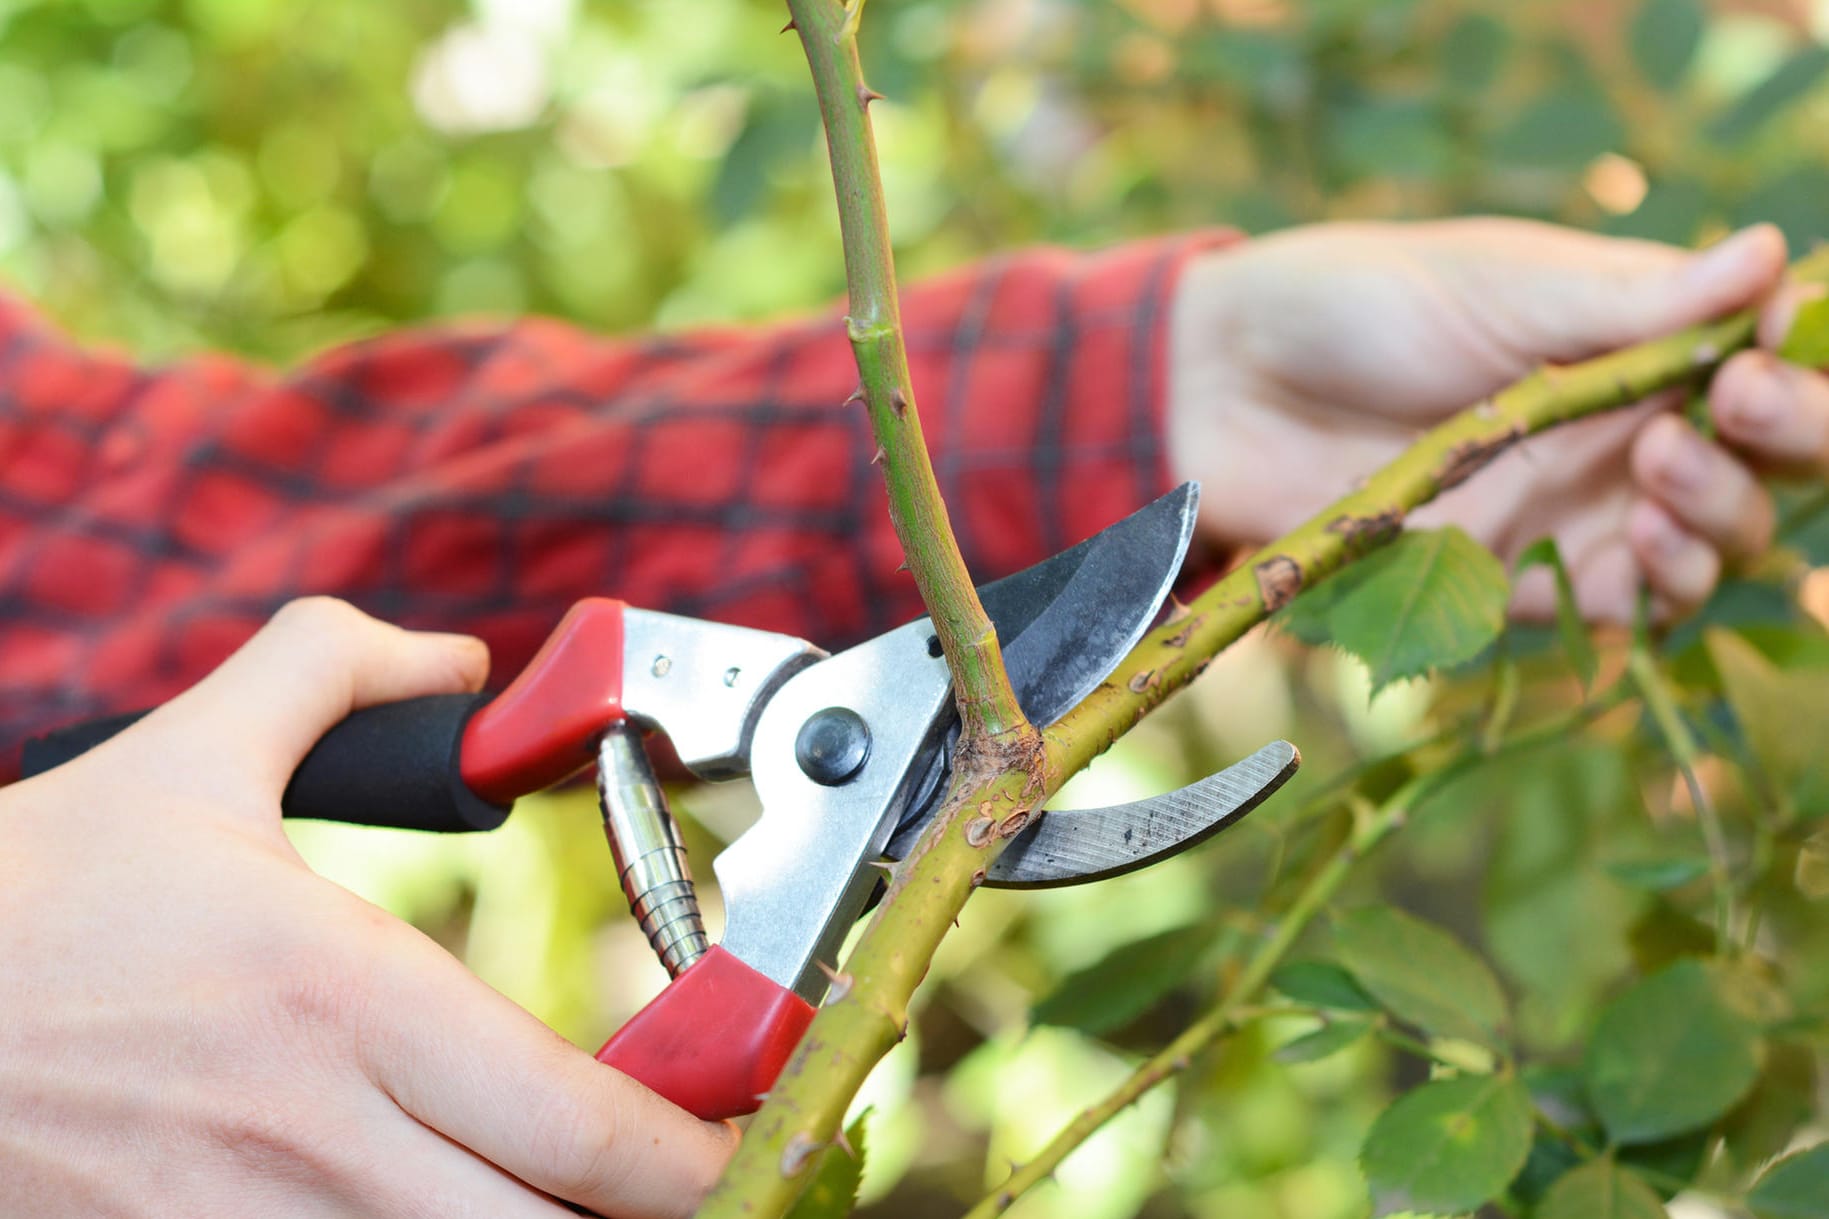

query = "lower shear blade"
[984,740,1300,890]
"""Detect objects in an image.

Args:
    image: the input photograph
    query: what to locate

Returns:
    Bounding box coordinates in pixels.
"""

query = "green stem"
[787,0,1025,745]
[1628,647,1735,953]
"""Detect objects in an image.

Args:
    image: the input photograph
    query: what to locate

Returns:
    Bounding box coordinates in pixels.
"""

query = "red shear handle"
[461,597,628,804]
[595,947,816,1121]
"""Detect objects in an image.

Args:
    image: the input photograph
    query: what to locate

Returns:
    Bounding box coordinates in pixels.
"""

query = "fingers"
[1712,350,1829,474]
[1630,414,1776,562]
[130,597,490,800]
[1756,279,1827,352]
[1445,220,1789,362]
[1626,498,1721,615]
[365,956,737,1219]
[1606,223,1786,346]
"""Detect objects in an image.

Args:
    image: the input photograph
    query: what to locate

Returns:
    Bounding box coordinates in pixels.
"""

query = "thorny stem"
[966,693,1626,1217]
[696,4,1035,1215]
[704,18,1829,1204]
[789,0,1026,746]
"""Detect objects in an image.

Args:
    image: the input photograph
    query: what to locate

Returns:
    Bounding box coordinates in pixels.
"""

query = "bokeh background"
[4,0,1827,1216]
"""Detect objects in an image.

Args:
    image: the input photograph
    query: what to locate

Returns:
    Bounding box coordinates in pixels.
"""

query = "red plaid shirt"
[0,233,1236,779]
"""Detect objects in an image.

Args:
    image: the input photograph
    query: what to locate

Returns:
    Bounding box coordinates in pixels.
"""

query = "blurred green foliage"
[8,0,1829,1216]
[3,0,1827,364]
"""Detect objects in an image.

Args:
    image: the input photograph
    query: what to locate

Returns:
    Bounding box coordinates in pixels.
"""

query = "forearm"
[0,233,1233,772]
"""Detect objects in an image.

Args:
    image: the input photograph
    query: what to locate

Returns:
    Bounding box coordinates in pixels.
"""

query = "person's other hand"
[1169,218,1826,620]
[0,598,735,1219]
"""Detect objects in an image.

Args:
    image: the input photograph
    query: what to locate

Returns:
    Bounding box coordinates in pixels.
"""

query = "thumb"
[137,597,489,800]
[1476,222,1788,362]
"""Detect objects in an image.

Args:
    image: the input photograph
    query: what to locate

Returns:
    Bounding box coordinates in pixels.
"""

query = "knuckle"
[271,595,359,632]
[268,596,379,659]
[248,931,378,1042]
[532,1076,638,1205]
[199,1090,339,1185]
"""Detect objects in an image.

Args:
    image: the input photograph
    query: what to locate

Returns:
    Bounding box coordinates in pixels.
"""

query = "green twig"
[1627,647,1735,953]
[967,689,1629,1216]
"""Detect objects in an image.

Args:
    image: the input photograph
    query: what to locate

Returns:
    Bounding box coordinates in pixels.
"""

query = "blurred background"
[3,0,1826,1215]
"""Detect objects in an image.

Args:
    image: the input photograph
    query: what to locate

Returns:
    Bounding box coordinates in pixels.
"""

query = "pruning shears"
[24,483,1299,1120]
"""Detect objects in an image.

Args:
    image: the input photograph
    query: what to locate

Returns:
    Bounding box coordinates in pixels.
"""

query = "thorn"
[889,387,907,414]
[780,17,796,33]
[834,1125,857,1158]
[970,867,987,888]
[964,816,995,847]
[857,84,885,108]
[867,858,896,874]
[871,444,886,465]
[895,559,910,573]
[815,960,855,1003]
[843,384,865,406]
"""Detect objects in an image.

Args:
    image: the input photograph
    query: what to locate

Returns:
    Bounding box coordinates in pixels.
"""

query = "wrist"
[1166,243,1266,554]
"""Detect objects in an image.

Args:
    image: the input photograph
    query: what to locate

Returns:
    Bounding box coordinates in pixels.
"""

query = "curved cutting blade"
[984,481,1199,728]
[985,740,1300,888]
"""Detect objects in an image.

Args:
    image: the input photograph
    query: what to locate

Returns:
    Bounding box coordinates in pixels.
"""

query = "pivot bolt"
[795,708,871,786]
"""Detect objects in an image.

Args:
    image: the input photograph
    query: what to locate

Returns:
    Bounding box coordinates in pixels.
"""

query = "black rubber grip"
[22,693,511,833]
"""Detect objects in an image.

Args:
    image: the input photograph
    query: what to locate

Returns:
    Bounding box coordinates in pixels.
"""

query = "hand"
[1168,218,1827,620]
[0,598,735,1219]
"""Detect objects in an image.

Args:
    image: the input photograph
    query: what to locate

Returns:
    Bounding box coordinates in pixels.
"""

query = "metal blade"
[882,483,1200,857]
[981,482,1199,728]
[984,740,1300,888]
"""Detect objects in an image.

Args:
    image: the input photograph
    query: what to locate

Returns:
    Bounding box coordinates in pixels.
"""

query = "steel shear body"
[24,484,1299,1120]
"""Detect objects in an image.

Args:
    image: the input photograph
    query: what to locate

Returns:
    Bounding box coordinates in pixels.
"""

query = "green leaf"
[1749,1143,1829,1219]
[1604,177,1711,245]
[1709,47,1829,144]
[1797,830,1829,900]
[1538,1157,1669,1219]
[1279,527,1510,694]
[1360,1073,1535,1215]
[1334,906,1509,1048]
[1723,1042,1819,1177]
[710,92,818,228]
[786,1113,869,1219]
[1734,167,1829,256]
[1490,91,1625,169]
[1708,629,1829,816]
[1439,12,1510,95]
[1780,295,1829,368]
[1582,959,1763,1144]
[1031,922,1220,1037]
[1275,1017,1373,1064]
[1325,97,1453,181]
[1517,538,1597,691]
[1604,856,1710,892]
[1270,959,1381,1012]
[1629,0,1704,92]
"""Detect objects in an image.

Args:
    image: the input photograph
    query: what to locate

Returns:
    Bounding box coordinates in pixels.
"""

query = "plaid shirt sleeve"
[0,231,1238,777]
